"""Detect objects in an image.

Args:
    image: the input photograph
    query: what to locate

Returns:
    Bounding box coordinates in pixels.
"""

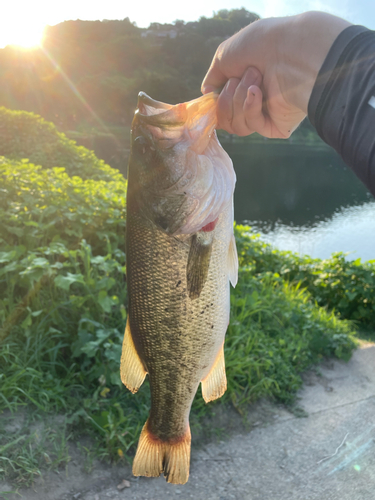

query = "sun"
[0,18,45,49]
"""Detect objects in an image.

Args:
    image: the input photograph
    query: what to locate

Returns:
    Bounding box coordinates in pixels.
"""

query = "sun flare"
[0,19,45,49]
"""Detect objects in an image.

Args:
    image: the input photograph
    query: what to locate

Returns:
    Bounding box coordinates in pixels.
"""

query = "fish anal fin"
[187,232,213,300]
[133,419,191,485]
[201,345,227,403]
[120,318,147,393]
[227,233,238,288]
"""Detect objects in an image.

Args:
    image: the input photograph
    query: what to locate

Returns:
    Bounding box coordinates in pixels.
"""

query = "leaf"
[100,387,110,398]
[30,257,50,267]
[31,310,44,317]
[0,250,17,263]
[54,273,85,291]
[97,290,113,313]
[5,226,24,237]
[21,314,32,330]
[90,411,109,433]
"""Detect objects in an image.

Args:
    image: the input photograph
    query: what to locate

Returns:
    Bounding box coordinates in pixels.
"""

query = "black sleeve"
[308,25,375,196]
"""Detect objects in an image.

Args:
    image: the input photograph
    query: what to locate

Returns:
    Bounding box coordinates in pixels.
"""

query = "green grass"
[0,266,356,485]
[0,411,72,488]
[0,108,362,486]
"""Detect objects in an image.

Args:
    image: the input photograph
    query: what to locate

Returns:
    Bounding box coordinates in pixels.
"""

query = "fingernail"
[246,88,255,105]
[202,85,214,94]
[244,67,261,87]
[245,67,257,81]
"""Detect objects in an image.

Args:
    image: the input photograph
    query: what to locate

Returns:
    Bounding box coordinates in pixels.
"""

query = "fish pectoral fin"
[186,232,213,300]
[120,318,147,393]
[227,233,238,288]
[201,345,227,403]
[133,419,191,485]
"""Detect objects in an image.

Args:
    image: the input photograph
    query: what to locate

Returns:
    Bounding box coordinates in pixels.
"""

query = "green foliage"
[0,157,125,250]
[0,144,358,484]
[235,225,375,327]
[0,107,123,181]
[225,273,354,406]
[0,153,141,482]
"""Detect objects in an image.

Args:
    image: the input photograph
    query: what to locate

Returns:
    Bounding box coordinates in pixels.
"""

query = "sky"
[1,0,374,49]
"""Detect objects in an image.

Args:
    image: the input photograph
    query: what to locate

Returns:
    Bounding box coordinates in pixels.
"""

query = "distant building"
[141,28,178,39]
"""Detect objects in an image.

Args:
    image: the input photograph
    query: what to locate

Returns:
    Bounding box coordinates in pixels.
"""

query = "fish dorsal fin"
[227,233,238,288]
[120,318,147,393]
[201,345,227,403]
[186,232,213,300]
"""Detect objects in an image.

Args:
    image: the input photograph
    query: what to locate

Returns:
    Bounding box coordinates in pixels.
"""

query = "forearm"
[308,26,375,195]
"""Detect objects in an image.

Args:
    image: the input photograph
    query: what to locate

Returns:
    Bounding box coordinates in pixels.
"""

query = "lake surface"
[223,141,375,262]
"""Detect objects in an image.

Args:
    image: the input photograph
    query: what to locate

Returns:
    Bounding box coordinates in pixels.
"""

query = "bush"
[0,107,123,181]
[235,225,375,328]
[226,271,355,406]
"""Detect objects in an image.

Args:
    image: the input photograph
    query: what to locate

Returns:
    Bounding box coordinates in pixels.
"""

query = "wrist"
[279,12,351,113]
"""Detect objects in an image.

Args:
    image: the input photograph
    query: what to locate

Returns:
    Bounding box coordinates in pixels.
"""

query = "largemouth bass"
[120,91,238,484]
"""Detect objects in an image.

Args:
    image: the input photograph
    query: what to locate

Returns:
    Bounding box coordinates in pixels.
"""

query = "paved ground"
[1,343,374,500]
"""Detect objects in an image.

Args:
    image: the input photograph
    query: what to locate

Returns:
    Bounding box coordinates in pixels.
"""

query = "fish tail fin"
[133,420,191,484]
[163,428,191,484]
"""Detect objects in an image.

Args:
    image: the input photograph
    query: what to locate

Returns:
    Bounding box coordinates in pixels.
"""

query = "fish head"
[128,92,235,235]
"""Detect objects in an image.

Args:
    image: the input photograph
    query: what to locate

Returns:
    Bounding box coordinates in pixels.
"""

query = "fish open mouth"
[134,91,219,154]
[136,92,188,128]
[137,92,173,112]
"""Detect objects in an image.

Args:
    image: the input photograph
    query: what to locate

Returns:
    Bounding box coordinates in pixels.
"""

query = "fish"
[120,91,238,484]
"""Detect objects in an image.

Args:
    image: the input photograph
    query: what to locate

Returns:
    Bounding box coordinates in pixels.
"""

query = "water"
[223,141,375,262]
[247,203,375,262]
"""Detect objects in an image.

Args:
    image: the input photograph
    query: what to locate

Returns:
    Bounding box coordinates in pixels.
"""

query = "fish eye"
[134,136,149,155]
[133,135,157,161]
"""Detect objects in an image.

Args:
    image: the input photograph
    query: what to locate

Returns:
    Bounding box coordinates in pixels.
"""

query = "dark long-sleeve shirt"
[308,25,375,196]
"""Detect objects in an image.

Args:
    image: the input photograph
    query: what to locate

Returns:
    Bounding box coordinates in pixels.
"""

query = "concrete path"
[2,344,375,500]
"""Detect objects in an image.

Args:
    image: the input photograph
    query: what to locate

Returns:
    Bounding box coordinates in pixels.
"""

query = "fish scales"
[126,206,231,436]
[121,91,237,484]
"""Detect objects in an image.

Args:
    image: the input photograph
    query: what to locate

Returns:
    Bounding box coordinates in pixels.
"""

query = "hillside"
[0,9,259,130]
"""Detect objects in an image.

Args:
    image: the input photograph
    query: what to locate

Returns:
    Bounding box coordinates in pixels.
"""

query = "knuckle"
[217,40,227,55]
[218,92,232,115]
[232,85,247,105]
[225,77,240,97]
[217,105,232,130]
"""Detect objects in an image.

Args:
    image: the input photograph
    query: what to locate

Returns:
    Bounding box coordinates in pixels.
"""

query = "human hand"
[202,12,351,138]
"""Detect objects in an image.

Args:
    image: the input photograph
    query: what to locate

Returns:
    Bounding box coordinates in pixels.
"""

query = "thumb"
[201,60,227,94]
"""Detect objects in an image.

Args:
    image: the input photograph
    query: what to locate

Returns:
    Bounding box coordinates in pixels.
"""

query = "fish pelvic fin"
[133,419,191,485]
[120,318,147,393]
[187,232,213,300]
[227,233,238,288]
[201,345,227,403]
